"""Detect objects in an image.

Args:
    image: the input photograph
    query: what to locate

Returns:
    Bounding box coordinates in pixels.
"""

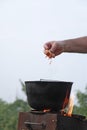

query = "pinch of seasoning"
[44,50,55,59]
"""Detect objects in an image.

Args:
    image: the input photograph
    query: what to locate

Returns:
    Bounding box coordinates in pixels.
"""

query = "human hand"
[43,41,64,58]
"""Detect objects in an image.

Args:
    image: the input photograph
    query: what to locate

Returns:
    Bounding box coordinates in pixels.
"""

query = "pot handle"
[25,121,46,130]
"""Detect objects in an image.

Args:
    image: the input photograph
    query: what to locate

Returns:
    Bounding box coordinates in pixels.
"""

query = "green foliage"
[0,98,30,130]
[19,79,26,95]
[73,86,87,117]
[0,81,31,130]
[0,81,87,130]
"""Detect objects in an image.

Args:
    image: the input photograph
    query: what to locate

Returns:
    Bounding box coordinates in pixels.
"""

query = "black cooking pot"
[25,80,73,111]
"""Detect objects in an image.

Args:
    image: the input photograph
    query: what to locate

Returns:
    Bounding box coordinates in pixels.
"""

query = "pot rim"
[25,80,73,84]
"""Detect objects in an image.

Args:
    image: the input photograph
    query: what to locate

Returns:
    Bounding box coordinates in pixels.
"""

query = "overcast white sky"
[0,0,87,102]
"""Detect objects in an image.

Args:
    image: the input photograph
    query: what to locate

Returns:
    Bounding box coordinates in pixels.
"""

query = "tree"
[73,86,87,117]
[0,81,87,130]
[0,81,31,130]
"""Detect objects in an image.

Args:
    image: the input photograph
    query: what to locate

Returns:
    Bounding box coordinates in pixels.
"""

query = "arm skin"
[44,36,87,58]
[63,36,87,53]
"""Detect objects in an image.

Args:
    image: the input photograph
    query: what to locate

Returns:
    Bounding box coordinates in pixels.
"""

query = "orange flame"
[66,97,74,116]
[62,90,70,110]
[62,90,74,117]
[43,109,50,113]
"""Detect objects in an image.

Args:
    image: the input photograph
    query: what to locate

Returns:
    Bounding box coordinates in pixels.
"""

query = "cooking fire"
[17,80,87,130]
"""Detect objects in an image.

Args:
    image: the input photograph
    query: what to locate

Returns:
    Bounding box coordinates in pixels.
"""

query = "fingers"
[50,43,57,54]
[43,41,64,58]
[43,41,56,58]
[43,42,52,50]
[44,49,55,58]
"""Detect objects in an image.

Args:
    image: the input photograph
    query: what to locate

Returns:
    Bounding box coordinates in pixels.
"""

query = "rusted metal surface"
[17,112,57,130]
[17,112,87,130]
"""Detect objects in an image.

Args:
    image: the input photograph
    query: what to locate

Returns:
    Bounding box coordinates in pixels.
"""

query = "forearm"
[63,36,87,53]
